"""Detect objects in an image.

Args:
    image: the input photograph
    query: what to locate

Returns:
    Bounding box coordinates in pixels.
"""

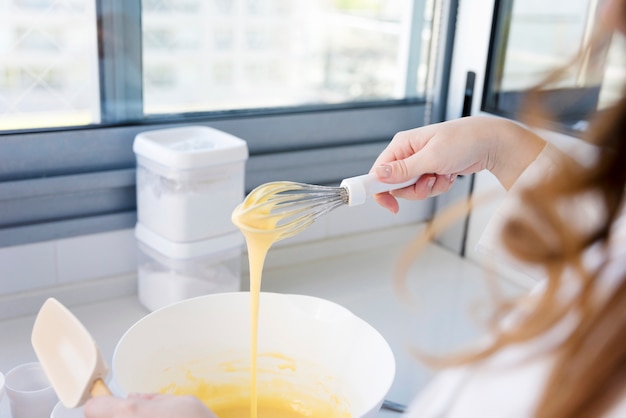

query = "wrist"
[489,118,546,189]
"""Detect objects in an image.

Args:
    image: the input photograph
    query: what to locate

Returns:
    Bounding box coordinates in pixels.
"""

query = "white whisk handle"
[340,173,418,206]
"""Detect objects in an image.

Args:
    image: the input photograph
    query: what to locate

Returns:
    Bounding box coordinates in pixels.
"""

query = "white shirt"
[404,144,626,417]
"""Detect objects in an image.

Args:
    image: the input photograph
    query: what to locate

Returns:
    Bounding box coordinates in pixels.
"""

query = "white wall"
[0,197,429,320]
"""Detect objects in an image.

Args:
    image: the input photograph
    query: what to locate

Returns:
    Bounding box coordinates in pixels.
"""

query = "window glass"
[0,0,100,131]
[1,0,434,131]
[483,0,626,132]
[141,0,428,115]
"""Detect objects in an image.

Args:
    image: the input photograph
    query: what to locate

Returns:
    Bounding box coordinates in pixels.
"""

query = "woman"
[84,0,626,416]
[373,113,626,418]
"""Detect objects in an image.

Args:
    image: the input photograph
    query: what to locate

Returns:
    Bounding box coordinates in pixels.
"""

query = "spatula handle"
[90,378,112,397]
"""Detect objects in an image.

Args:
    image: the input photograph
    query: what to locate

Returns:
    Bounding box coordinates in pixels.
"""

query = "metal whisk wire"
[236,181,349,241]
[235,173,420,242]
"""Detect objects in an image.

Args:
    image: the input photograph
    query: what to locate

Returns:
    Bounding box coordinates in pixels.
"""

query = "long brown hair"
[511,90,626,418]
[396,17,626,418]
[499,18,626,416]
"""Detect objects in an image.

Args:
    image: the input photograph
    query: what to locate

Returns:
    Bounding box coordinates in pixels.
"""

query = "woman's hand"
[83,393,217,418]
[371,116,546,213]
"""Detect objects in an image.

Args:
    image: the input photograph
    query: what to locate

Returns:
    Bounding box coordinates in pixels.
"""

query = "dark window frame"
[481,0,606,135]
[0,0,457,247]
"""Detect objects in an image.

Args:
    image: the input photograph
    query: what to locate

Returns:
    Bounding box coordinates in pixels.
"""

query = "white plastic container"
[134,125,248,243]
[135,223,244,312]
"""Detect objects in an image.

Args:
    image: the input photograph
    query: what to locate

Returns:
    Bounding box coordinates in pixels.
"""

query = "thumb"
[373,155,429,184]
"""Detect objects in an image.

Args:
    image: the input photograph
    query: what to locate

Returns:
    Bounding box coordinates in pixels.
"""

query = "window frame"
[481,0,610,135]
[0,0,457,248]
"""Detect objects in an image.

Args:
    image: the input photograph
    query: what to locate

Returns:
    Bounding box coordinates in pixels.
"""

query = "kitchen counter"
[0,224,528,417]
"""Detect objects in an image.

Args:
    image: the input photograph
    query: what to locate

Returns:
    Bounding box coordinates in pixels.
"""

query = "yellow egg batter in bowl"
[111,292,395,418]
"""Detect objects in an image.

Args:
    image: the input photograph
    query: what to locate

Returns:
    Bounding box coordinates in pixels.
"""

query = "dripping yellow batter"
[161,182,350,418]
[231,188,282,418]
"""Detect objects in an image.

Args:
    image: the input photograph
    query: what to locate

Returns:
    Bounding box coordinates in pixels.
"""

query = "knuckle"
[393,160,411,179]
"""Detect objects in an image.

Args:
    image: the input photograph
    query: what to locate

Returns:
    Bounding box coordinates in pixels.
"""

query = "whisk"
[233,173,418,242]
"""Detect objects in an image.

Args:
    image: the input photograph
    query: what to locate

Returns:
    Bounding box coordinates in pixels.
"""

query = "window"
[1,0,437,130]
[0,0,99,130]
[141,0,429,115]
[0,0,453,247]
[482,0,626,133]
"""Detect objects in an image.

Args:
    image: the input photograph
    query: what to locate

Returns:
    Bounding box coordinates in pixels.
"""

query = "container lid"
[133,126,248,169]
[135,223,244,259]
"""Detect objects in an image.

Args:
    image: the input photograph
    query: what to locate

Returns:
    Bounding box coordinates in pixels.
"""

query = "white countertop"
[0,225,527,417]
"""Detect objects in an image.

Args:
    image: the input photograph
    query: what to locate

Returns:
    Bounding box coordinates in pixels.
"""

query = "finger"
[390,175,437,200]
[373,147,445,185]
[83,396,128,418]
[371,130,420,167]
[128,392,160,400]
[427,174,458,197]
[373,192,400,214]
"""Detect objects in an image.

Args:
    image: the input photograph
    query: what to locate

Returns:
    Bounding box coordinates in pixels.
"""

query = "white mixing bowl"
[112,292,395,418]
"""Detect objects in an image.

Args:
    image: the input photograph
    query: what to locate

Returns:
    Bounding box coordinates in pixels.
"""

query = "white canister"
[134,125,248,243]
[135,223,244,312]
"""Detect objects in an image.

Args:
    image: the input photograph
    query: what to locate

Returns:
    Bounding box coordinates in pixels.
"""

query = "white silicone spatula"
[31,297,112,408]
